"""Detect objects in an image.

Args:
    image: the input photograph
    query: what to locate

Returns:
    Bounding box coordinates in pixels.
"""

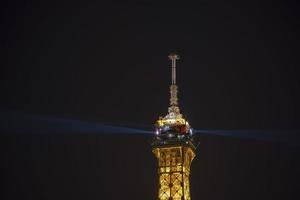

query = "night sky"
[1,1,300,200]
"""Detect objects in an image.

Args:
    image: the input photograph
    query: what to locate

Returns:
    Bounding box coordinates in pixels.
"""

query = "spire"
[168,53,179,85]
[168,53,180,107]
[155,53,191,136]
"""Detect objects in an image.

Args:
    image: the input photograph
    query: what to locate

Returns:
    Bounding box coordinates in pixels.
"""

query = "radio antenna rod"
[168,53,180,106]
[169,53,179,85]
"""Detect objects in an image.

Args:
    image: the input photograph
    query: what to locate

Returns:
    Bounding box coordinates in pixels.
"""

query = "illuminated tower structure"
[152,54,196,200]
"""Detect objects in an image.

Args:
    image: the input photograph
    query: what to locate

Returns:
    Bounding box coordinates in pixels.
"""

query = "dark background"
[1,1,300,200]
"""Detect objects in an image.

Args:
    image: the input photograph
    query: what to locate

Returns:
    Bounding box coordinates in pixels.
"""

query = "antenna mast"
[168,53,180,106]
[169,53,179,85]
[155,52,191,134]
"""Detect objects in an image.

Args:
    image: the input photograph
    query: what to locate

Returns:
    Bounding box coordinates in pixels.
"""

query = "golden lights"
[153,146,195,200]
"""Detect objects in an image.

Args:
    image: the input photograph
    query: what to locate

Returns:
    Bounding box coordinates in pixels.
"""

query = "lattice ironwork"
[153,146,195,200]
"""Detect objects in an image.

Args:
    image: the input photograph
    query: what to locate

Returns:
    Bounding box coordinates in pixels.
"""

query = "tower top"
[155,53,192,138]
[152,54,195,200]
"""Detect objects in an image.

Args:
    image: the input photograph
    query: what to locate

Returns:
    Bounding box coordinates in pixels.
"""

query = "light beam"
[0,110,153,135]
[195,129,300,145]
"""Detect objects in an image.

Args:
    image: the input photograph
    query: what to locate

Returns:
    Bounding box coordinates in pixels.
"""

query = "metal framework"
[153,143,195,200]
[152,54,196,200]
